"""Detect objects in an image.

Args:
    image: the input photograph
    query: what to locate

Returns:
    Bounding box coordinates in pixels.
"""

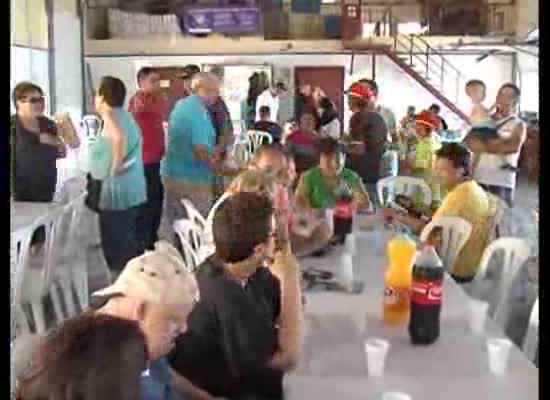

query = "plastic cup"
[382,392,412,400]
[487,338,513,376]
[467,299,489,335]
[340,253,354,292]
[345,233,357,254]
[365,338,390,377]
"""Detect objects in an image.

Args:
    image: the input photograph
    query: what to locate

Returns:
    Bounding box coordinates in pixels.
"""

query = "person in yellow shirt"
[384,142,498,283]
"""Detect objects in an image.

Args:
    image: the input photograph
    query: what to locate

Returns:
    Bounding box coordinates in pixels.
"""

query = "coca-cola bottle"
[333,182,354,245]
[408,244,444,345]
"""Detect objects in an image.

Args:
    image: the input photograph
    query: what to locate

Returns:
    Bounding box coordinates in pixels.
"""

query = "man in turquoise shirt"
[161,72,219,242]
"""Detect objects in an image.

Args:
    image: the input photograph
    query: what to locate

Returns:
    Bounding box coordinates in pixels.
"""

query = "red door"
[294,66,345,127]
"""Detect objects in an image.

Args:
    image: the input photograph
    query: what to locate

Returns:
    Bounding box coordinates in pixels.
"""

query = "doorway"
[294,66,345,127]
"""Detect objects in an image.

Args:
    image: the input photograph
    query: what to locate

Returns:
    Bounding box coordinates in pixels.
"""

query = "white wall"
[86,51,514,130]
[516,52,538,112]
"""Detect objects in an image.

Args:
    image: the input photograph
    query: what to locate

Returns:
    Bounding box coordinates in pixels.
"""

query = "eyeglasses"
[21,96,45,104]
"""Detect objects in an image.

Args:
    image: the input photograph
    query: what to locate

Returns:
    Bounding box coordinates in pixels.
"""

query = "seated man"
[169,192,303,400]
[254,105,283,143]
[250,144,333,257]
[383,143,498,284]
[16,242,199,400]
[295,137,370,213]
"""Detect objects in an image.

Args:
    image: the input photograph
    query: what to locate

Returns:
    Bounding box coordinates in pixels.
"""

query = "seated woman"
[383,143,498,284]
[285,111,320,176]
[16,242,199,400]
[295,137,370,213]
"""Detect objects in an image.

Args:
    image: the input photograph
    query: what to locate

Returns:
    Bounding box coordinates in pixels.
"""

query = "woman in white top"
[318,97,341,140]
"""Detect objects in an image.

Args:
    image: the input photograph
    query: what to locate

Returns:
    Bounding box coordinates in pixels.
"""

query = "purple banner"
[178,6,261,35]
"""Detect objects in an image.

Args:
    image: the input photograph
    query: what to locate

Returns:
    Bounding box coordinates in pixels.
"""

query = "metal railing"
[392,33,464,105]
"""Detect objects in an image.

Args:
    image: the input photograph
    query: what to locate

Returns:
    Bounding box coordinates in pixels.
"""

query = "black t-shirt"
[345,109,388,184]
[12,115,58,202]
[169,255,283,399]
[253,120,283,143]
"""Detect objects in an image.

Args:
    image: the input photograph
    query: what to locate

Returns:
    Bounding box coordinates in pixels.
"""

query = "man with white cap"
[16,241,199,400]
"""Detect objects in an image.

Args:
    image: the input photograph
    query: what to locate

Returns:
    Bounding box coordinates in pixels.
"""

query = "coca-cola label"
[411,278,443,306]
[334,200,353,219]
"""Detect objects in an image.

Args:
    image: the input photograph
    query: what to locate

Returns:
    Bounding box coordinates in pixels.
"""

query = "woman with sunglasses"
[11,82,65,202]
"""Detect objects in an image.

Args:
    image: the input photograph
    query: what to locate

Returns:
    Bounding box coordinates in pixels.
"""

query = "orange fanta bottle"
[383,234,417,326]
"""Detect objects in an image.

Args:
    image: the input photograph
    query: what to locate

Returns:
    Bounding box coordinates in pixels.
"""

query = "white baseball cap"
[93,241,199,307]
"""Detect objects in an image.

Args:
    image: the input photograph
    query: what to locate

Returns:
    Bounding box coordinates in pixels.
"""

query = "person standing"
[428,103,448,131]
[344,82,388,208]
[91,76,147,273]
[11,82,66,202]
[161,72,219,242]
[294,83,316,123]
[129,67,167,251]
[255,82,287,122]
[465,83,526,207]
[318,97,341,140]
[359,79,397,140]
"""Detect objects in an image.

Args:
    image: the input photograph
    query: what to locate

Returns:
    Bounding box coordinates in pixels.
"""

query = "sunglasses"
[21,96,45,104]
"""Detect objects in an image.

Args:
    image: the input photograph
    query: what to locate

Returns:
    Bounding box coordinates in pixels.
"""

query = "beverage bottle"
[383,235,417,326]
[408,244,444,345]
[333,182,354,244]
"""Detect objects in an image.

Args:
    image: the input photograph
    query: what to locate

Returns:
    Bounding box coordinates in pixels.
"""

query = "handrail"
[410,34,462,76]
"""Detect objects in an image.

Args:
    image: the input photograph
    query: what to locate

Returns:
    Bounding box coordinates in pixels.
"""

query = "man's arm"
[465,121,525,155]
[268,247,303,371]
[294,173,312,210]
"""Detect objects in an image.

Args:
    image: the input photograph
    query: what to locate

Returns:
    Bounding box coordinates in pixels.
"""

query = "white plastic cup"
[345,233,357,254]
[365,338,390,377]
[487,338,513,376]
[340,253,354,292]
[382,392,412,400]
[467,299,489,335]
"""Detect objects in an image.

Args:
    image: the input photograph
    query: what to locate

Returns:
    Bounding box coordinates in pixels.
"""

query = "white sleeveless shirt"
[473,115,525,189]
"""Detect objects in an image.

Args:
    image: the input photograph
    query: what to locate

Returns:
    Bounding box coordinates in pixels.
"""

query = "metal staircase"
[382,34,469,123]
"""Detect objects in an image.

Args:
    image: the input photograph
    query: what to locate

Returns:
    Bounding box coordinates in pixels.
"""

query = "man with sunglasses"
[11,82,66,202]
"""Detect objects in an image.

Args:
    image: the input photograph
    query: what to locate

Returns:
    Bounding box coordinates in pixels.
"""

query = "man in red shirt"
[129,67,167,250]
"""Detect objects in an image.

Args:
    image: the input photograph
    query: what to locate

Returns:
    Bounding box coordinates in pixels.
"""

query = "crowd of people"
[11,61,527,399]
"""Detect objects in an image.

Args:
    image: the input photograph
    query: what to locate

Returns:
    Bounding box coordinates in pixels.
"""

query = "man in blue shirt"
[161,72,219,242]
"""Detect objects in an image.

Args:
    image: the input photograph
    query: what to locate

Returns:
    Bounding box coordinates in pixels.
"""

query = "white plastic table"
[287,220,538,399]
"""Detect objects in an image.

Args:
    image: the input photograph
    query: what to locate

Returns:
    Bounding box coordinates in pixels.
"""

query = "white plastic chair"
[247,130,273,155]
[523,297,538,363]
[377,176,432,207]
[50,194,89,319]
[471,237,531,326]
[173,219,207,270]
[17,207,66,333]
[420,216,472,273]
[180,198,207,231]
[11,224,35,337]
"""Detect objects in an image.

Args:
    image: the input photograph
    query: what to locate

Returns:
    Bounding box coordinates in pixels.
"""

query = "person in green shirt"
[295,137,370,211]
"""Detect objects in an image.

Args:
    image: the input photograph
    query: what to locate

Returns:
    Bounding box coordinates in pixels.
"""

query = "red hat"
[415,110,440,130]
[346,82,374,101]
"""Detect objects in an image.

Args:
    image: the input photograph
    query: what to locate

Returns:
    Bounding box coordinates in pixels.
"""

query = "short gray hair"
[191,72,216,93]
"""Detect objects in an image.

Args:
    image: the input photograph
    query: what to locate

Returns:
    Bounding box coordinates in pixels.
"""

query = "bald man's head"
[250,144,288,177]
[191,72,219,103]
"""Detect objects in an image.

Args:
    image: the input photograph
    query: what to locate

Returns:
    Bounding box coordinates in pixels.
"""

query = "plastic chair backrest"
[523,297,539,363]
[377,176,432,207]
[472,237,531,326]
[247,130,273,155]
[180,198,207,230]
[420,216,472,272]
[173,218,205,270]
[11,225,34,308]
